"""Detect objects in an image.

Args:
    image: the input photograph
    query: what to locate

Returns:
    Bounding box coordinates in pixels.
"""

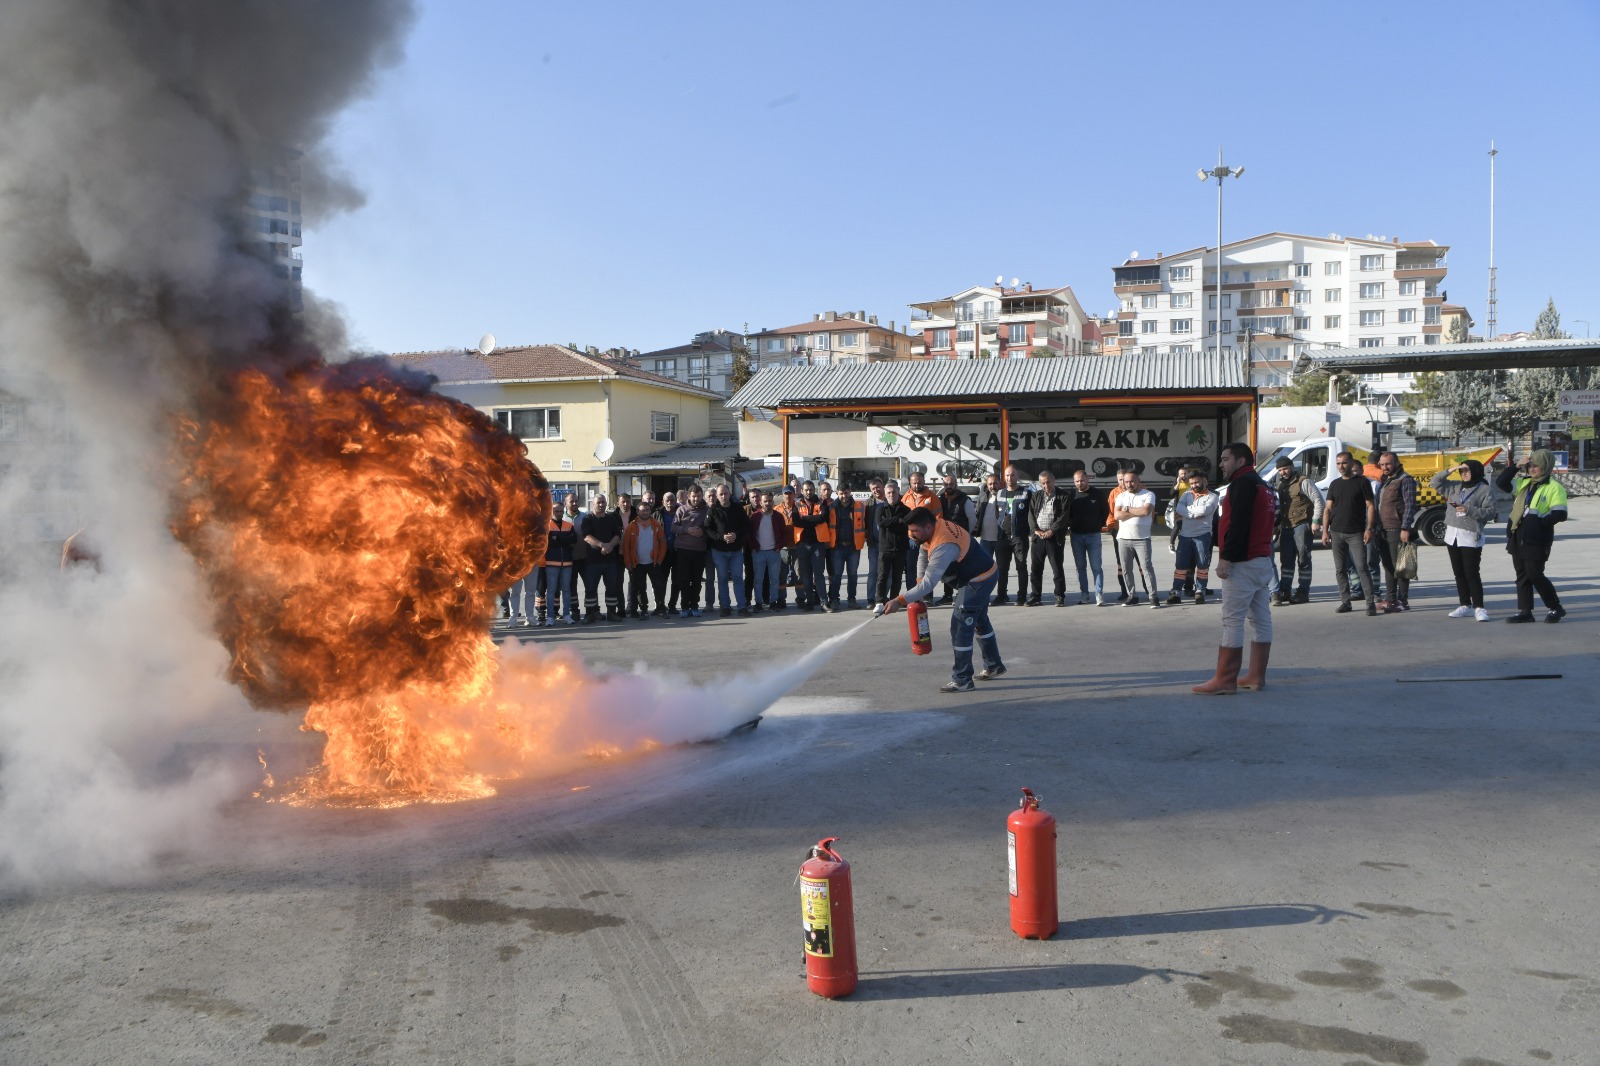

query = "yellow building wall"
[434,378,711,496]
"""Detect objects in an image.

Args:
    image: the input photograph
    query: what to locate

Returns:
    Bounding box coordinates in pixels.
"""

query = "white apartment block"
[247,150,303,289]
[909,282,1089,360]
[1112,233,1449,394]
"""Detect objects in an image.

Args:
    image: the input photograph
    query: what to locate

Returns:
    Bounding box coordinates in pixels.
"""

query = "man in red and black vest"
[1194,442,1277,695]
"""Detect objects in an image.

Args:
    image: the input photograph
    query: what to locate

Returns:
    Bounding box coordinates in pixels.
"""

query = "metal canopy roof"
[726,355,1248,409]
[1299,337,1600,375]
[603,436,744,472]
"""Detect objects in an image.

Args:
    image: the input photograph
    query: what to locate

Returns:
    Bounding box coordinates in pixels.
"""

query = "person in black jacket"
[863,478,888,610]
[1025,471,1072,606]
[1066,469,1109,605]
[875,480,911,603]
[705,484,750,618]
[978,466,1031,606]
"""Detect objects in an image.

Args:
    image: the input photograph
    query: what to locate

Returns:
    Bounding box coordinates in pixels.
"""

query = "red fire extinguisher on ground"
[1007,788,1058,940]
[906,599,932,655]
[799,836,857,998]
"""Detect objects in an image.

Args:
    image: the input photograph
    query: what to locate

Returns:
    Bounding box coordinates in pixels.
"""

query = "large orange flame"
[173,357,553,804]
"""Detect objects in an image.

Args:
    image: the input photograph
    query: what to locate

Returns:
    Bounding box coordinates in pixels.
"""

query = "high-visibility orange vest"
[842,497,867,550]
[903,488,938,517]
[792,497,835,547]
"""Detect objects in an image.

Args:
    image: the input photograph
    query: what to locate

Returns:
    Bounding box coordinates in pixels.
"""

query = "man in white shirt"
[1167,470,1219,605]
[1113,471,1162,607]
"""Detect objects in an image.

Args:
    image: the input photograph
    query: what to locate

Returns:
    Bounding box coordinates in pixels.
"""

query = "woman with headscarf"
[1494,449,1569,623]
[1431,458,1497,621]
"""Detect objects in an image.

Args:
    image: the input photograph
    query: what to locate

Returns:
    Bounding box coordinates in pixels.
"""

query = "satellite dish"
[477,333,497,356]
[995,274,1004,286]
[1011,277,1020,288]
[593,437,615,464]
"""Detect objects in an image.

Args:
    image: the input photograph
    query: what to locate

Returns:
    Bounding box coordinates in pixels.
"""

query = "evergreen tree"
[1276,371,1356,407]
[1446,315,1470,343]
[1531,298,1566,340]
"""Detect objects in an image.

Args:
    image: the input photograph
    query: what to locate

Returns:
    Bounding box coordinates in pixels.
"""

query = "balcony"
[1396,260,1447,279]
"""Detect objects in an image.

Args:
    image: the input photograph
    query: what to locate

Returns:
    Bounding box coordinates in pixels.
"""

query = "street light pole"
[1573,318,1590,338]
[1198,149,1243,364]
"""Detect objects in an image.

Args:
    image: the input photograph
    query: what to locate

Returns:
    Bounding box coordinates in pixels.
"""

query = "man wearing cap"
[1272,456,1325,606]
[879,506,1005,693]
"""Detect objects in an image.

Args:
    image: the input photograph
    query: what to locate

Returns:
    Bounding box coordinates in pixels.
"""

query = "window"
[1360,254,1385,271]
[957,327,974,342]
[1208,293,1232,310]
[1209,318,1233,334]
[1294,317,1311,331]
[1324,315,1342,329]
[1171,318,1192,335]
[1169,265,1192,282]
[812,333,830,351]
[932,329,950,348]
[1397,307,1416,323]
[1398,336,1416,346]
[1325,288,1342,302]
[1360,310,1384,327]
[495,407,561,440]
[1398,279,1417,296]
[650,412,678,443]
[1325,261,1342,275]
[838,333,858,347]
[1118,321,1133,336]
[1170,344,1194,355]
[1293,289,1312,305]
[1359,338,1385,348]
[1170,292,1192,309]
[1425,334,1440,345]
[657,359,678,373]
[1258,317,1288,333]
[1141,346,1157,356]
[1007,323,1027,343]
[1141,320,1159,334]
[1424,306,1441,325]
[1300,446,1330,482]
[1359,282,1385,300]
[1295,263,1312,277]
[764,338,784,352]
[1141,294,1158,309]
[549,482,593,507]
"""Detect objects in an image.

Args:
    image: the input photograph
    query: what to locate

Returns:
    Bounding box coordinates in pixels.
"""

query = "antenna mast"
[1487,141,1498,341]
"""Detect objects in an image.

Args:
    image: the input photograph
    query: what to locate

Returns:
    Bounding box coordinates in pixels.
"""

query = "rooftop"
[1299,337,1600,375]
[727,354,1248,409]
[385,344,722,399]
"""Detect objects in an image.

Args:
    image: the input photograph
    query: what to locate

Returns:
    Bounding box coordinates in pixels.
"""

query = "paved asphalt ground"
[3,502,1598,1066]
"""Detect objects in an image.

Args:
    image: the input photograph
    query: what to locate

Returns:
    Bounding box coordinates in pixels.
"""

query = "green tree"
[1531,297,1567,340]
[1029,345,1058,358]
[1276,371,1357,407]
[729,340,754,391]
[1446,315,1470,343]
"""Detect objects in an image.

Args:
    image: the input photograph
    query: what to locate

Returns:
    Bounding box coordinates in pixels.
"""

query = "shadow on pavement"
[852,962,1200,1000]
[1065,902,1364,940]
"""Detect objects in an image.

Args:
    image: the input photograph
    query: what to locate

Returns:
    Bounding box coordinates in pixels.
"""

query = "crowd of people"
[498,444,1573,679]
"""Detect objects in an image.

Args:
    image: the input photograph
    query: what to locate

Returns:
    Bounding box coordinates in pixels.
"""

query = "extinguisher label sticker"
[800,876,833,958]
[1007,831,1018,896]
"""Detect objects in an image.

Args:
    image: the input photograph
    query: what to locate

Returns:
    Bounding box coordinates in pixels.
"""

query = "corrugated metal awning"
[726,354,1248,409]
[1300,337,1600,375]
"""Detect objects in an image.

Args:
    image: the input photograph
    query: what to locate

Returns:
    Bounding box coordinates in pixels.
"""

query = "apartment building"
[747,311,914,368]
[247,149,303,289]
[1112,233,1449,394]
[908,282,1090,360]
[634,329,748,395]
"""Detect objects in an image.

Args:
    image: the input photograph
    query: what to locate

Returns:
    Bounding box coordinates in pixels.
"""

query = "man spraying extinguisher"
[876,506,1007,693]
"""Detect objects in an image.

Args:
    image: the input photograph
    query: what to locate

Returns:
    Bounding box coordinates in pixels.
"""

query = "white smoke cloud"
[0,0,415,888]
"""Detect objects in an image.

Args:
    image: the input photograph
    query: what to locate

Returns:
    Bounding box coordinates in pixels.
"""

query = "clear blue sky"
[312,0,1600,354]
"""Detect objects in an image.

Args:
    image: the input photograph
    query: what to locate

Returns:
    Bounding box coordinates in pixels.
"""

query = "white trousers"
[1219,555,1274,648]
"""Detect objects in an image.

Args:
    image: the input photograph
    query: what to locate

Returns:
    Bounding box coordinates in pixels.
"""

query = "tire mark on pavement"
[326,865,416,1063]
[537,829,728,1065]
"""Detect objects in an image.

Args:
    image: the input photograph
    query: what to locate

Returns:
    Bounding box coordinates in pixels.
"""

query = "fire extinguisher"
[799,836,857,998]
[906,599,932,655]
[1007,788,1058,940]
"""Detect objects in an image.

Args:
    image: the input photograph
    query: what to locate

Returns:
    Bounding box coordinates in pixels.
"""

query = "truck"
[1262,437,1503,547]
